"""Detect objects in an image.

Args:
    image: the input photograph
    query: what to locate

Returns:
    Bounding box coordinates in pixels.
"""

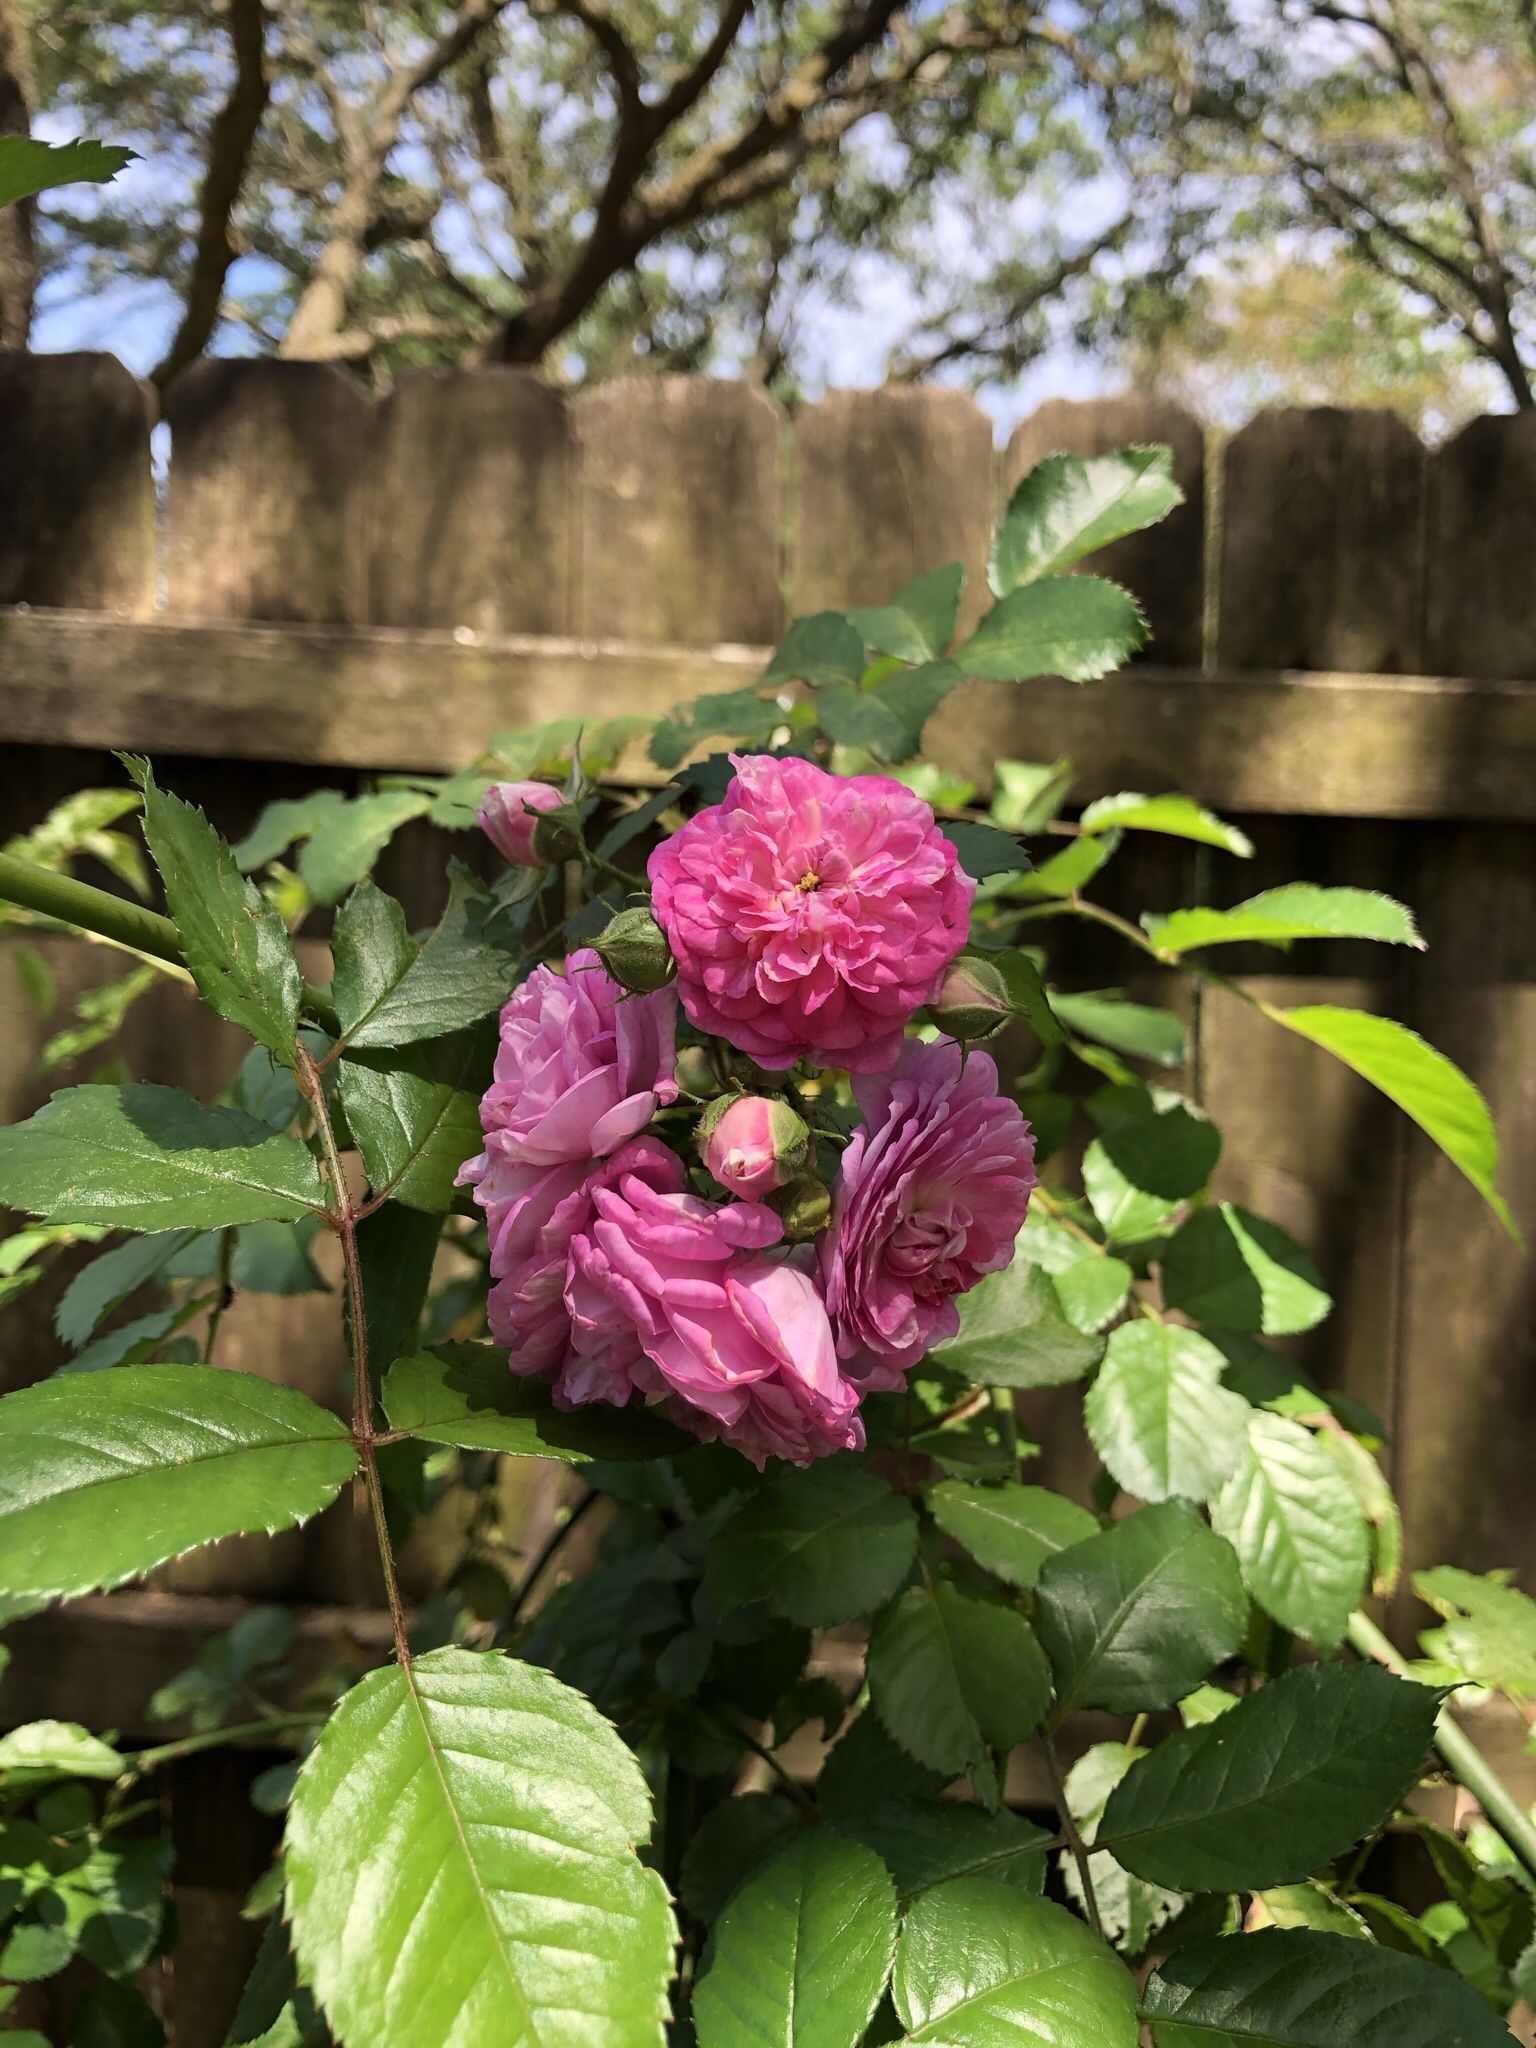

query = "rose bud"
[592,904,677,993]
[930,952,1012,1043]
[478,781,569,867]
[699,1094,810,1199]
[771,1171,833,1241]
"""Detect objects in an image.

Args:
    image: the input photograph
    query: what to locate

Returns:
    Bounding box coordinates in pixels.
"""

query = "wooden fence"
[1,353,1534,2041]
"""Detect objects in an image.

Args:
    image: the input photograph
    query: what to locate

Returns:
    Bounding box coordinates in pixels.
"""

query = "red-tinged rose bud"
[699,1094,810,1199]
[592,905,676,993]
[478,781,567,866]
[930,953,1012,1042]
[771,1171,833,1241]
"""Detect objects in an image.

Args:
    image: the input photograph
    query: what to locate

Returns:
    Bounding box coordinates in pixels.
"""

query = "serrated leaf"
[651,689,780,770]
[338,1019,493,1212]
[1146,886,1423,958]
[1098,1663,1440,1892]
[54,1230,196,1347]
[1060,1743,1183,1955]
[1414,1567,1536,1700]
[1079,793,1253,857]
[0,1720,125,1778]
[337,865,521,1050]
[1141,1928,1514,2046]
[1161,1205,1330,1336]
[1085,1324,1250,1504]
[848,563,964,662]
[940,819,1030,879]
[693,1829,897,2048]
[130,762,302,1062]
[1092,1098,1220,1206]
[1211,1412,1370,1649]
[1266,1007,1514,1234]
[837,1803,1050,1906]
[679,1796,802,1924]
[382,1343,692,1462]
[762,613,867,689]
[1016,1218,1132,1335]
[705,1463,918,1627]
[929,1481,1098,1590]
[869,1580,1051,1784]
[817,662,964,763]
[894,1880,1139,2046]
[0,136,136,207]
[0,1084,325,1229]
[295,791,434,905]
[1050,992,1186,1069]
[0,1364,356,1601]
[1036,1501,1248,1715]
[930,1251,1105,1387]
[959,577,1146,683]
[286,1647,675,2048]
[233,789,348,871]
[991,446,1184,594]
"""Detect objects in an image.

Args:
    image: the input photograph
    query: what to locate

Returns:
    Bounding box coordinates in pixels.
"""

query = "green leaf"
[0,1720,125,1779]
[337,866,522,1050]
[382,1342,693,1462]
[763,613,867,689]
[1098,1662,1440,1892]
[1414,1567,1536,1700]
[1091,1098,1220,1207]
[0,1085,325,1230]
[71,1978,167,2048]
[959,576,1147,683]
[849,563,965,662]
[285,1648,675,2048]
[679,1796,802,1924]
[338,1019,493,1212]
[651,689,780,770]
[1079,793,1253,857]
[1016,1217,1132,1336]
[868,1579,1051,1787]
[1085,1324,1250,1504]
[1009,832,1119,902]
[1036,1502,1248,1715]
[232,789,348,871]
[930,1252,1105,1388]
[1050,992,1186,1069]
[894,1879,1139,2046]
[0,1364,357,1601]
[929,1481,1099,1590]
[0,136,136,208]
[358,1203,442,1384]
[940,819,1031,879]
[991,446,1184,594]
[693,1829,897,2048]
[817,662,964,763]
[705,1463,918,1627]
[1146,886,1423,958]
[131,761,301,1062]
[837,1803,1050,1906]
[1254,1883,1369,1942]
[986,947,1064,1049]
[1141,1928,1515,2046]
[1160,1205,1331,1336]
[990,758,1075,834]
[296,791,434,905]
[55,1230,196,1347]
[1211,1412,1370,1649]
[1265,1007,1514,1234]
[1060,1744,1183,1954]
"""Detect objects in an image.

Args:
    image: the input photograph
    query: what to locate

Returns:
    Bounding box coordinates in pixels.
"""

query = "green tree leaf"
[286,1648,675,2048]
[1160,1205,1331,1336]
[1265,1007,1514,1233]
[1050,992,1186,1069]
[1036,1502,1248,1715]
[336,867,522,1050]
[1146,886,1423,957]
[382,1343,692,1461]
[868,1579,1051,1788]
[705,1464,919,1627]
[1059,1744,1183,1954]
[929,1481,1099,1590]
[990,757,1076,834]
[1414,1567,1536,1701]
[1254,1883,1370,1942]
[1098,1663,1440,1892]
[130,760,301,1062]
[693,1829,897,2048]
[0,1085,325,1230]
[1211,1412,1370,1649]
[1079,793,1253,857]
[849,563,965,662]
[836,1803,1050,1906]
[338,1019,494,1212]
[0,1364,356,1600]
[763,613,867,688]
[959,576,1147,683]
[296,791,435,905]
[929,1254,1105,1387]
[893,1879,1139,2046]
[1141,1928,1515,2046]
[1085,1324,1250,1504]
[0,136,136,207]
[991,447,1184,593]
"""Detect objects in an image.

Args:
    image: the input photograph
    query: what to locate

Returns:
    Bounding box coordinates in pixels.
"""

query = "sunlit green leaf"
[960,576,1147,683]
[1211,1412,1370,1649]
[991,446,1183,593]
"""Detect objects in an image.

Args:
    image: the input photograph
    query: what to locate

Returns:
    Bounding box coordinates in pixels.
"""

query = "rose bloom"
[648,753,973,1074]
[822,1037,1036,1386]
[564,1156,864,1468]
[463,947,677,1172]
[478,780,565,866]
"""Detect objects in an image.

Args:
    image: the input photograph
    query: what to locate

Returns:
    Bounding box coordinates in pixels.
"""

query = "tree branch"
[0,0,37,350]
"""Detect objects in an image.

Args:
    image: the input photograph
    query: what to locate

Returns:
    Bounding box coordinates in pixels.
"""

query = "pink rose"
[822,1037,1036,1386]
[565,1162,865,1467]
[462,947,678,1171]
[478,780,566,866]
[647,753,974,1074]
[700,1094,809,1199]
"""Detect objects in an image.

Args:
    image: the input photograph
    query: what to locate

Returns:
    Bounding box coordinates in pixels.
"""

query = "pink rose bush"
[465,753,1036,1466]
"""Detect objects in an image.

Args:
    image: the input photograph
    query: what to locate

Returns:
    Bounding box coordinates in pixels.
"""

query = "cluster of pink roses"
[459,754,1037,1466]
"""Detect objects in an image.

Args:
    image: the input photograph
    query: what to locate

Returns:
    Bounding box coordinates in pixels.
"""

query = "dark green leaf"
[339,866,521,1050]
[358,1203,442,1385]
[763,613,867,689]
[382,1341,693,1461]
[0,136,136,208]
[1085,1324,1250,1504]
[1050,992,1186,1069]
[339,1018,493,1212]
[651,689,780,771]
[817,662,963,763]
[232,789,347,871]
[930,1254,1105,1388]
[837,1802,1050,1906]
[1146,886,1423,958]
[940,819,1031,879]
[929,1481,1098,1590]
[679,1795,802,1924]
[817,1713,948,1820]
[55,1230,196,1347]
[296,791,434,905]
[1161,1205,1330,1336]
[705,1463,919,1627]
[1060,1744,1183,1954]
[1211,1412,1370,1649]
[849,563,964,662]
[991,447,1184,594]
[959,577,1146,683]
[868,1579,1051,1784]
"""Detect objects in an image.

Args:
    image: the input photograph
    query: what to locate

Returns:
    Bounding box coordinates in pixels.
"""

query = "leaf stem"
[201,1226,236,1366]
[503,1488,599,1631]
[1044,1730,1104,1940]
[127,1712,324,1776]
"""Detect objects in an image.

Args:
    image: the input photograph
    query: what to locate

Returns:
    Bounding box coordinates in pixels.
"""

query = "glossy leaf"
[693,1829,897,2048]
[0,1364,356,1601]
[1079,793,1253,857]
[679,1796,802,1924]
[54,1230,195,1347]
[838,1802,1050,1906]
[0,1719,125,1778]
[940,819,1031,880]
[1085,1324,1250,1504]
[286,1648,675,2048]
[990,446,1183,592]
[1211,1412,1370,1649]
[1016,1216,1133,1335]
[1098,1663,1440,1892]
[338,1018,493,1212]
[893,1879,1139,2046]
[705,1464,919,1627]
[296,790,434,905]
[651,689,779,770]
[1146,886,1423,957]
[868,1579,1051,1785]
[1050,991,1186,1069]
[383,1343,693,1461]
[336,867,521,1050]
[962,575,1147,683]
[930,1251,1105,1387]
[1036,1502,1248,1715]
[1160,1205,1330,1336]
[0,1084,325,1230]
[849,563,964,663]
[929,1481,1099,1590]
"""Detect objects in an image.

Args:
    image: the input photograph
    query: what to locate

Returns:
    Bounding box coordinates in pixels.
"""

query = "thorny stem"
[296,1040,411,1667]
[1044,1731,1104,1939]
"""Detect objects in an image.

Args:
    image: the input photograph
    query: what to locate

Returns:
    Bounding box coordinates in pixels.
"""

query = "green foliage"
[1078,793,1253,857]
[1160,1205,1331,1336]
[930,1251,1105,1386]
[1147,886,1424,957]
[1415,1568,1536,1701]
[705,1464,919,1626]
[1085,1323,1249,1504]
[958,577,1147,683]
[382,1344,693,1461]
[991,448,1184,593]
[1211,1412,1371,1649]
[0,136,135,208]
[333,870,521,1050]
[928,1481,1098,1590]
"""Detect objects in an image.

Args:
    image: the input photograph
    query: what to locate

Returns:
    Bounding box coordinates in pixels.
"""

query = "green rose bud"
[771,1171,833,1241]
[592,905,677,993]
[930,952,1012,1042]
